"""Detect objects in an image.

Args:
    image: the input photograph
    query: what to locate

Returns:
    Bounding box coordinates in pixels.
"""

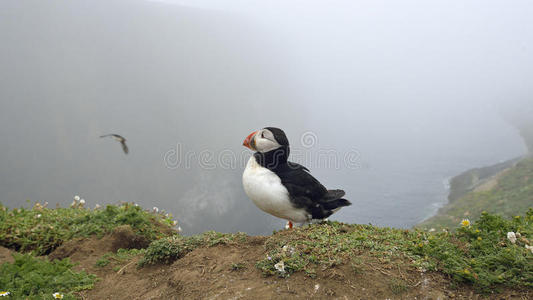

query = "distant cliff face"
[418,157,533,229]
[447,157,522,203]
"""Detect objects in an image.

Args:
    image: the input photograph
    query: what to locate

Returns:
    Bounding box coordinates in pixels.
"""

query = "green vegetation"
[420,158,533,229]
[230,262,246,271]
[388,278,409,295]
[134,208,532,293]
[138,231,247,266]
[258,224,352,277]
[1,189,531,297]
[256,222,418,278]
[446,158,520,203]
[96,248,145,268]
[0,253,96,299]
[413,210,533,292]
[0,202,174,255]
[255,211,533,293]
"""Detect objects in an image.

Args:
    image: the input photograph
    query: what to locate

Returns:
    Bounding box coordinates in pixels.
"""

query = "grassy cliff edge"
[0,201,532,299]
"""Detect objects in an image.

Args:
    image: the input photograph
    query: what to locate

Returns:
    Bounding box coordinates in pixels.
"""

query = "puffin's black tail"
[310,189,352,219]
[322,198,351,210]
[323,189,345,200]
[323,189,351,207]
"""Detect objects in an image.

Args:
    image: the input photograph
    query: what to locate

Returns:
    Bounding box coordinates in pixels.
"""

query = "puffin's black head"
[243,127,290,169]
[242,127,289,153]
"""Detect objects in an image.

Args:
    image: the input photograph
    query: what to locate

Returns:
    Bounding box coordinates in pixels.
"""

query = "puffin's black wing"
[287,161,309,172]
[275,162,351,219]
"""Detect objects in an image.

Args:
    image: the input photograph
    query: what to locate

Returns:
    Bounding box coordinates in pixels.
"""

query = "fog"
[0,0,531,234]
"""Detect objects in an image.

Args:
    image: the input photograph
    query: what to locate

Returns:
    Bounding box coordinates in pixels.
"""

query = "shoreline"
[417,155,525,228]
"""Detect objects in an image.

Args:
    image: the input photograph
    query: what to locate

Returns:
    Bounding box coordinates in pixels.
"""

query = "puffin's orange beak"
[243,131,258,150]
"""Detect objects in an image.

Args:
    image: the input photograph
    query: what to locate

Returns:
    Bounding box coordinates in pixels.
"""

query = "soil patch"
[54,235,529,300]
[49,225,147,275]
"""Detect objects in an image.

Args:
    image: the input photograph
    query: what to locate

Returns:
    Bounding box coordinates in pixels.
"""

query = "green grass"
[259,223,407,278]
[138,231,248,267]
[0,253,96,299]
[0,202,175,255]
[94,256,110,267]
[136,210,532,293]
[230,262,246,271]
[388,278,409,295]
[255,211,533,293]
[412,210,533,292]
[95,248,145,268]
[1,199,531,296]
[421,158,533,229]
[256,222,419,278]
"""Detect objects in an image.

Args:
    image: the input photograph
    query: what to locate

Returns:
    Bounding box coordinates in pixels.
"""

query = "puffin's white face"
[243,128,281,153]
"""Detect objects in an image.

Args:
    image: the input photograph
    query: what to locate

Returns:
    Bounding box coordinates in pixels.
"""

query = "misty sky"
[0,0,531,234]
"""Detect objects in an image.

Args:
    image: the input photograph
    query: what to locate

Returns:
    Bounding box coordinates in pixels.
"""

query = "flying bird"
[242,127,351,229]
[100,134,129,154]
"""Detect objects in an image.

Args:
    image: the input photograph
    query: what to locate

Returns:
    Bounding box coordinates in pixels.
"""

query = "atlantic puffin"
[100,134,129,154]
[242,127,351,229]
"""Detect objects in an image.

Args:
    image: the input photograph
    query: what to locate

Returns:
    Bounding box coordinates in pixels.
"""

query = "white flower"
[74,195,80,201]
[0,291,10,297]
[429,228,436,232]
[177,226,182,232]
[461,219,470,227]
[95,204,101,209]
[274,261,285,273]
[152,207,159,213]
[52,292,64,299]
[134,203,139,207]
[36,214,42,218]
[282,245,295,255]
[267,256,272,261]
[525,245,533,254]
[172,220,178,226]
[79,199,85,205]
[507,232,517,244]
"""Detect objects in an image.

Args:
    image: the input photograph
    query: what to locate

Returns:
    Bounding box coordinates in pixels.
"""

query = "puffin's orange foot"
[285,221,293,229]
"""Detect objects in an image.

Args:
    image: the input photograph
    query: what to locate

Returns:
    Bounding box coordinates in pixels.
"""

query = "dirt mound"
[49,225,148,275]
[39,232,529,299]
[68,236,527,300]
[107,225,151,251]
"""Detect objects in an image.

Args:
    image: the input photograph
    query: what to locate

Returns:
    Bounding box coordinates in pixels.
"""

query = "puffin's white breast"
[242,156,309,223]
